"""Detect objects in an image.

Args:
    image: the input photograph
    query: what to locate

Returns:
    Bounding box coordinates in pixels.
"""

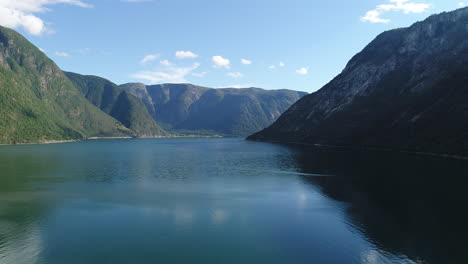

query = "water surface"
[0,138,467,264]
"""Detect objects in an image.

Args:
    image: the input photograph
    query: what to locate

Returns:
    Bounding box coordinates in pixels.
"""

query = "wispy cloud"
[55,51,70,57]
[192,71,208,77]
[460,2,466,7]
[227,72,243,78]
[140,54,159,64]
[0,0,92,35]
[269,62,285,70]
[241,58,252,65]
[160,59,173,66]
[131,63,200,84]
[76,48,91,55]
[296,67,308,75]
[175,51,198,59]
[212,56,230,68]
[362,0,430,24]
[222,84,254,89]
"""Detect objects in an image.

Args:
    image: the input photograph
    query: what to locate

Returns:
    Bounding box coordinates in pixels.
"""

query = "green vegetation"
[121,83,307,136]
[0,26,133,144]
[65,72,168,137]
[0,25,302,143]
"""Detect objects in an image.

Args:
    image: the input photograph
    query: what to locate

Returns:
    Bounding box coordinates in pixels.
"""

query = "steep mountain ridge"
[121,83,307,136]
[0,26,132,144]
[248,8,468,156]
[65,72,168,137]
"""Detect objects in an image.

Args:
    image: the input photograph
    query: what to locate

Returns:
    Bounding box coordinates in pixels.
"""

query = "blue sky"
[0,0,465,92]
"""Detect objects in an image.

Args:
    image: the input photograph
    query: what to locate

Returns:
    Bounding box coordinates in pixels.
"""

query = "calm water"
[0,138,467,264]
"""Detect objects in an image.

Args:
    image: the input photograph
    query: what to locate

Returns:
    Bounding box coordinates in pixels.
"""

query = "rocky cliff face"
[248,8,468,155]
[121,83,210,128]
[121,83,307,136]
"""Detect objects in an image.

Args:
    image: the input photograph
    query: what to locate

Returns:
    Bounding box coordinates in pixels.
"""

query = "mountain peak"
[0,26,135,143]
[248,7,468,156]
[120,82,306,136]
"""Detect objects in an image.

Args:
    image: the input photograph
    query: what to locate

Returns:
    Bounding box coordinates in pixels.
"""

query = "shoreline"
[247,139,468,161]
[0,135,225,146]
[0,139,82,146]
[2,136,467,160]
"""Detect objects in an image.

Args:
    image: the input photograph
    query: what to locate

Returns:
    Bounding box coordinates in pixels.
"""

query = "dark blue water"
[0,138,467,264]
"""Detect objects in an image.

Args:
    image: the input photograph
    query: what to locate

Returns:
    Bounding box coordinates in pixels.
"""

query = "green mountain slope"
[248,8,468,156]
[121,83,307,136]
[65,72,168,137]
[0,26,132,144]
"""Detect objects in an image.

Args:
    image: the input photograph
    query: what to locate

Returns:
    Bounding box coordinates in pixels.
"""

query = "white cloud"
[222,84,253,89]
[175,51,198,59]
[55,51,69,57]
[279,62,285,67]
[241,58,252,65]
[362,10,391,23]
[296,67,308,75]
[460,2,466,7]
[160,59,172,66]
[0,0,92,35]
[212,55,230,68]
[362,0,431,24]
[131,63,200,84]
[76,47,91,55]
[38,47,45,52]
[227,72,243,78]
[140,54,159,64]
[268,65,276,69]
[192,71,208,77]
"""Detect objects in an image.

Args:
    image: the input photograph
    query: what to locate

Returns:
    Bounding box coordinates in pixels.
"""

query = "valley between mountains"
[0,25,305,144]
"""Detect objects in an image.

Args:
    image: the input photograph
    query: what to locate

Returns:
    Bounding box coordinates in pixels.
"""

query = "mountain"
[248,8,468,156]
[121,83,307,136]
[65,72,168,137]
[0,26,133,144]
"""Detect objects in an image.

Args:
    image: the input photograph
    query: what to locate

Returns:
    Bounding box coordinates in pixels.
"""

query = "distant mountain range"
[0,25,305,144]
[121,83,306,136]
[249,8,468,156]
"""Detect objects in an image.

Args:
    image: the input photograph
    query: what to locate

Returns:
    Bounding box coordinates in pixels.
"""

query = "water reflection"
[0,221,43,264]
[0,196,46,264]
[0,139,467,264]
[288,144,468,264]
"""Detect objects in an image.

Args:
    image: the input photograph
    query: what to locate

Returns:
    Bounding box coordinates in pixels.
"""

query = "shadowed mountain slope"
[248,8,468,156]
[65,72,168,137]
[121,83,307,136]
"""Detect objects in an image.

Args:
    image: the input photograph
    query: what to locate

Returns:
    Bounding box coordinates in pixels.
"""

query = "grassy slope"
[65,72,168,137]
[0,26,132,144]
